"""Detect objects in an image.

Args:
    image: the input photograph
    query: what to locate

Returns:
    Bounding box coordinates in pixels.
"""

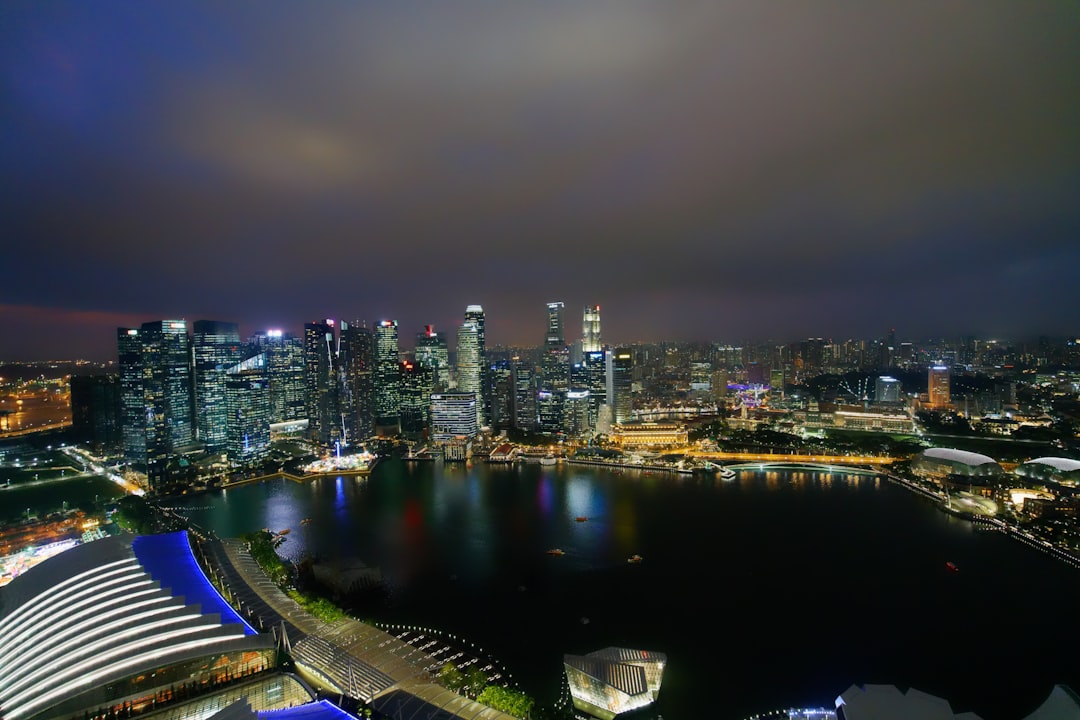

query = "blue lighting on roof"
[260,701,361,720]
[132,531,258,635]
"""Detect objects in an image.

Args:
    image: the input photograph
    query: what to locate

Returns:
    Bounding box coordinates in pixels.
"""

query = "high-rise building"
[193,320,242,453]
[607,349,633,424]
[488,359,514,430]
[429,392,478,441]
[117,327,145,462]
[582,305,602,353]
[399,359,433,436]
[303,320,342,445]
[564,389,591,436]
[583,350,607,428]
[457,320,483,426]
[249,330,306,423]
[415,325,450,391]
[340,321,375,444]
[374,320,401,434]
[928,364,951,408]
[464,305,489,426]
[117,320,193,491]
[512,357,536,431]
[225,353,271,466]
[540,302,569,432]
[70,374,120,452]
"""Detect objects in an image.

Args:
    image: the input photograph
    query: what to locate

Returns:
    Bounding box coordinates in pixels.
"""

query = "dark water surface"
[174,459,1080,720]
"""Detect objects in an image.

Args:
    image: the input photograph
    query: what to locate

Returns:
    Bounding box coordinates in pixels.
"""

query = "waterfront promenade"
[198,536,518,720]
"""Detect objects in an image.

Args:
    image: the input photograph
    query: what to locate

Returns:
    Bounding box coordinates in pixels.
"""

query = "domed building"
[1015,457,1080,487]
[911,448,1004,482]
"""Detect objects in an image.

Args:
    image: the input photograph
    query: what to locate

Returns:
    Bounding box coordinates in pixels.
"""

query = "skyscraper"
[928,364,951,409]
[303,320,341,444]
[193,320,241,453]
[70,374,120,452]
[374,320,401,434]
[399,359,434,436]
[225,353,271,466]
[512,356,536,431]
[464,305,489,425]
[340,321,375,443]
[457,320,483,427]
[540,302,569,432]
[582,305,602,353]
[607,348,633,424]
[415,325,450,391]
[117,320,193,491]
[430,392,478,441]
[249,329,305,423]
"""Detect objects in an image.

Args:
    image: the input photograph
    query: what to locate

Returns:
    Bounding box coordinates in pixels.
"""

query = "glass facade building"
[429,392,478,441]
[193,320,242,453]
[374,320,401,433]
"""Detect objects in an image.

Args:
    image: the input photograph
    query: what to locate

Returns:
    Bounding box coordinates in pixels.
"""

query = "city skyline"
[3,2,1079,361]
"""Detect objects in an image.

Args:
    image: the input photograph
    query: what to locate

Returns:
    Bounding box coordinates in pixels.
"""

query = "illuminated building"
[1015,457,1080,487]
[399,359,433,436]
[429,392,478,441]
[582,305,602,353]
[538,302,569,432]
[488,359,514,430]
[928,364,951,408]
[564,389,591,436]
[606,349,633,424]
[875,375,902,403]
[225,353,271,466]
[249,330,306,423]
[563,647,666,720]
[610,422,687,449]
[117,327,145,462]
[116,320,194,491]
[415,325,450,391]
[340,321,375,444]
[303,320,340,444]
[0,531,274,720]
[69,374,120,452]
[911,448,1003,482]
[374,320,401,435]
[512,357,537,431]
[193,320,242,453]
[583,350,607,427]
[537,390,565,434]
[456,320,483,427]
[464,305,489,424]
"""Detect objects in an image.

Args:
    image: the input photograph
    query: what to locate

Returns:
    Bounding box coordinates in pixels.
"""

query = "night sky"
[3,2,1079,361]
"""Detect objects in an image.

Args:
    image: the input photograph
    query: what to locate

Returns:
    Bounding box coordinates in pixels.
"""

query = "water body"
[175,460,1080,720]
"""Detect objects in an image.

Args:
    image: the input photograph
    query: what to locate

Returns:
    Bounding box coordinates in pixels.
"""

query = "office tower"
[193,320,242,453]
[489,359,514,430]
[340,321,375,443]
[564,389,591,436]
[399,359,433,436]
[415,325,450,391]
[512,356,537,431]
[374,320,401,434]
[540,302,569,431]
[304,319,342,444]
[606,348,633,424]
[70,374,120,452]
[582,305,602,353]
[928,364,951,408]
[583,350,607,427]
[117,320,193,491]
[690,362,712,392]
[225,353,271,466]
[465,305,490,425]
[429,392,478,441]
[249,329,305,423]
[800,338,826,376]
[118,327,145,461]
[876,375,902,403]
[457,320,483,426]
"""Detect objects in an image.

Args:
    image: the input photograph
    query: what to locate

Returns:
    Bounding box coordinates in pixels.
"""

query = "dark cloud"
[2,1,1078,360]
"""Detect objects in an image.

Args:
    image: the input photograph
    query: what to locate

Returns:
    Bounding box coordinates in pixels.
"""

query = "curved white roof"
[1022,457,1080,472]
[0,532,267,720]
[921,447,998,467]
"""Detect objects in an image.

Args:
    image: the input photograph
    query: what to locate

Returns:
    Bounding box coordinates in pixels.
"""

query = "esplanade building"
[910,448,1004,482]
[1014,457,1080,488]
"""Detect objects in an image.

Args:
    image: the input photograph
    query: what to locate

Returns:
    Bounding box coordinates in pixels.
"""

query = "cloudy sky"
[2,1,1078,360]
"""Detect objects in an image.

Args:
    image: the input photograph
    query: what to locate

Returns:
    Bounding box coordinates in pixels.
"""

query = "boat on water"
[575,516,588,522]
[539,454,557,466]
[546,548,566,556]
[720,469,736,480]
[946,561,959,573]
[300,518,313,526]
[627,554,643,564]
[277,528,291,535]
